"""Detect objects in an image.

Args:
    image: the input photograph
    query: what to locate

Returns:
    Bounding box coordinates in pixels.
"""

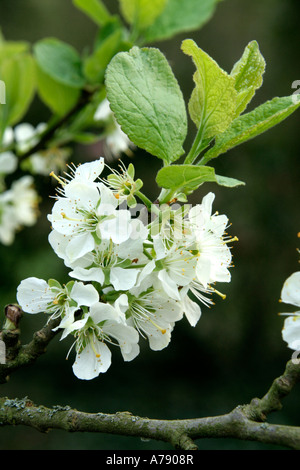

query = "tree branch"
[1,309,300,449]
[0,396,300,449]
[0,316,61,384]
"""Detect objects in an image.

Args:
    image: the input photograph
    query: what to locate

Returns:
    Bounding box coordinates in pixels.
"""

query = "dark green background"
[0,0,299,450]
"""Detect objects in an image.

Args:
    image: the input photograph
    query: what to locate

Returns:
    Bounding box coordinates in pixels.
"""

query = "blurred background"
[0,0,299,450]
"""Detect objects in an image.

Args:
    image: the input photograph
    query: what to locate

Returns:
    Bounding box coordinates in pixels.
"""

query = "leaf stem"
[184,122,205,164]
[135,191,153,211]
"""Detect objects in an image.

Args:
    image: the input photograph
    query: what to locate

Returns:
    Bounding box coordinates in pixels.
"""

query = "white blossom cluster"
[0,122,67,245]
[0,125,42,245]
[16,157,235,380]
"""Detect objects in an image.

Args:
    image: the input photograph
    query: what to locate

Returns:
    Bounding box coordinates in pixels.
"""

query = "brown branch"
[0,316,61,384]
[244,359,300,421]
[1,307,300,449]
[1,396,300,449]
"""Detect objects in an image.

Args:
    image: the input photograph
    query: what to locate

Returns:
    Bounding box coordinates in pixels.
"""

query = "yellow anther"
[50,171,65,185]
[213,289,226,300]
[148,318,166,334]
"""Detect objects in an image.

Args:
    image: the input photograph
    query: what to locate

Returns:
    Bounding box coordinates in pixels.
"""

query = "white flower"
[14,122,46,153]
[0,176,39,245]
[124,285,182,351]
[16,277,99,323]
[64,301,140,380]
[179,281,215,327]
[10,176,39,226]
[151,236,197,301]
[64,219,148,289]
[62,158,105,186]
[280,272,300,350]
[48,177,133,262]
[187,192,233,288]
[94,99,112,121]
[94,99,135,159]
[0,152,18,175]
[106,124,134,158]
[0,192,18,245]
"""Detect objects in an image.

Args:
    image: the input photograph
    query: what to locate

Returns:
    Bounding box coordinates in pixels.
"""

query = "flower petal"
[281,272,300,308]
[17,277,53,313]
[70,282,99,307]
[72,341,111,380]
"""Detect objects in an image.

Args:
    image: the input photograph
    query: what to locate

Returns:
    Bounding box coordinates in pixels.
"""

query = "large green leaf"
[72,0,112,26]
[105,46,187,164]
[35,65,80,116]
[0,52,36,129]
[181,39,237,139]
[84,29,125,84]
[204,95,300,161]
[144,0,220,43]
[33,38,85,89]
[119,0,167,31]
[156,164,244,193]
[231,40,265,117]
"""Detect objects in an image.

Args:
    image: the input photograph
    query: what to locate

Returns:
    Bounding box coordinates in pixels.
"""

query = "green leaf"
[33,38,85,89]
[156,164,244,193]
[119,0,167,31]
[231,40,265,116]
[0,41,30,61]
[48,279,62,289]
[105,46,187,164]
[84,29,125,84]
[144,0,220,43]
[181,39,237,139]
[72,0,112,26]
[204,95,300,161]
[0,52,36,129]
[36,65,80,116]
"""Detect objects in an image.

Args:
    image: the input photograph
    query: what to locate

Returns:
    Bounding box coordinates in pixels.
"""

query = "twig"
[0,317,61,384]
[1,397,300,449]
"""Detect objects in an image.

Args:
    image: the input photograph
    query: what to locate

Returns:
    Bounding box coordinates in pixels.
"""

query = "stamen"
[148,317,166,334]
[50,171,65,186]
[212,288,226,300]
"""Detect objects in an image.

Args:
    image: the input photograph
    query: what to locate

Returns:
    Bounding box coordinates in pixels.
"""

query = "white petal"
[97,183,118,212]
[181,295,201,327]
[103,322,139,361]
[50,198,79,235]
[74,158,104,182]
[66,232,95,262]
[282,315,300,350]
[195,255,212,288]
[48,230,73,265]
[281,272,300,308]
[100,210,131,244]
[69,267,105,284]
[64,181,100,210]
[70,282,99,307]
[89,302,122,324]
[73,341,111,380]
[17,277,52,313]
[158,270,181,300]
[94,99,112,121]
[110,267,139,291]
[0,152,18,174]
